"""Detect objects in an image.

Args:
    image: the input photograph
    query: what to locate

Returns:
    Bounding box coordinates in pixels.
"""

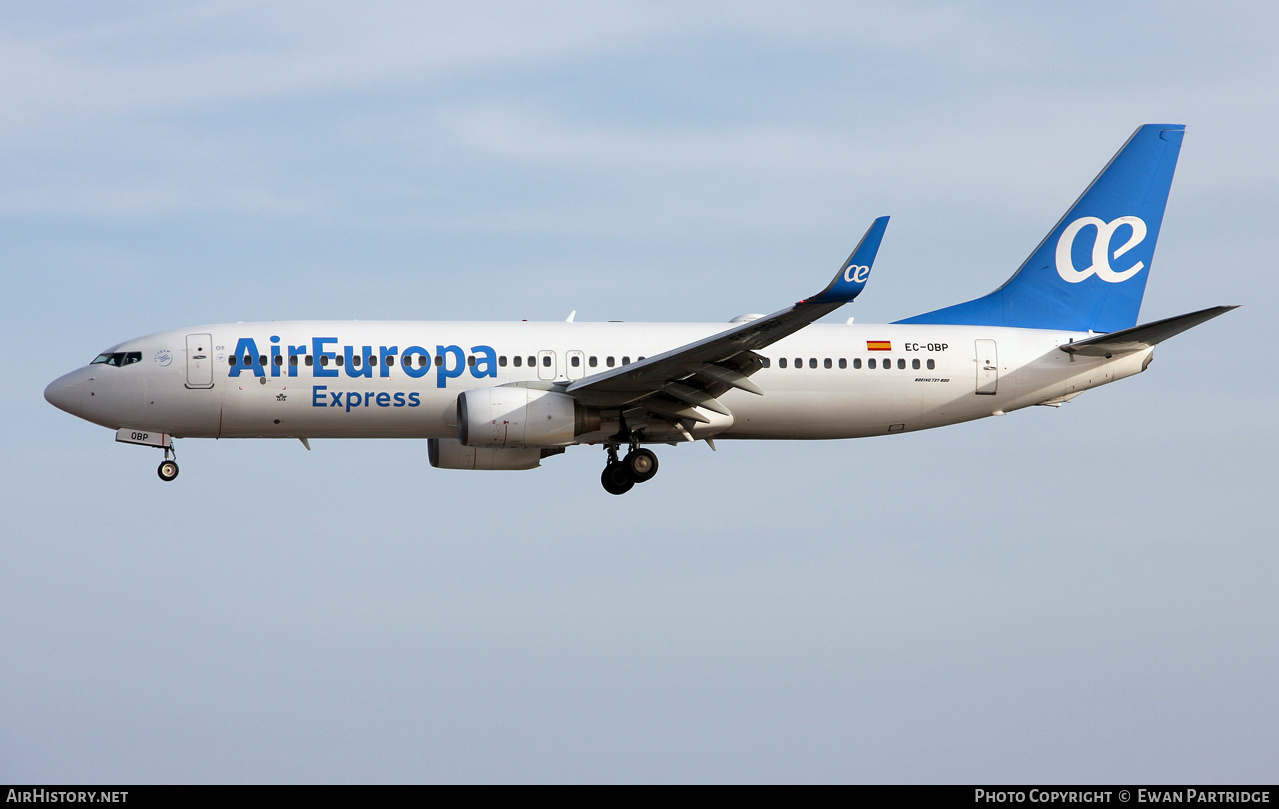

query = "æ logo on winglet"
[843,264,871,284]
[1055,216,1148,284]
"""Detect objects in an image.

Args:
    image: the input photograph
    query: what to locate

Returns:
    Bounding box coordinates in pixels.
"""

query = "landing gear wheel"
[157,460,179,482]
[625,448,659,483]
[601,462,634,495]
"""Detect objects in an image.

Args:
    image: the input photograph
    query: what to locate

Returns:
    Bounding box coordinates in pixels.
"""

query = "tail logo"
[1055,216,1148,284]
[843,264,871,284]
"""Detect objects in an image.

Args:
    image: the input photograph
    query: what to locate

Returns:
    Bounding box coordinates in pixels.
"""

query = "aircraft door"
[186,333,214,389]
[566,350,585,381]
[537,350,557,381]
[975,339,998,395]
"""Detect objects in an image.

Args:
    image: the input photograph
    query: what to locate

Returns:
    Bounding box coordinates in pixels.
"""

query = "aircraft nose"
[44,371,84,415]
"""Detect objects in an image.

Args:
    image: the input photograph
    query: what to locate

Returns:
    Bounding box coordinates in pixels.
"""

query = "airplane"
[44,123,1235,494]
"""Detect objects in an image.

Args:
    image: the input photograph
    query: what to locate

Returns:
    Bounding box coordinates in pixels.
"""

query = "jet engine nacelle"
[457,387,601,449]
[428,438,543,470]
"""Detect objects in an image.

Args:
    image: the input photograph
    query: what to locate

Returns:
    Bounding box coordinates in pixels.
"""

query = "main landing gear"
[600,444,659,495]
[157,446,179,482]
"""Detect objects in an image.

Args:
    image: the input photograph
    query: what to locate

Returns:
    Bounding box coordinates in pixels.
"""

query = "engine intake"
[457,387,600,449]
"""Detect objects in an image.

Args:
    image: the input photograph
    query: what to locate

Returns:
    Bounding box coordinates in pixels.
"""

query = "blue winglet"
[805,216,890,305]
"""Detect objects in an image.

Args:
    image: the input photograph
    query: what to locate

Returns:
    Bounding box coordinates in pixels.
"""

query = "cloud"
[0,3,671,137]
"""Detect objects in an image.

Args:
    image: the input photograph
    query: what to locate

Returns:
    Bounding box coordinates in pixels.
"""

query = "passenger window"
[499,356,507,367]
[809,358,817,369]
[761,357,771,368]
[275,355,283,366]
[794,358,802,368]
[352,355,360,368]
[927,359,935,370]
[320,355,329,367]
[229,356,237,366]
[571,355,580,367]
[589,356,597,367]
[513,356,522,367]
[259,355,267,367]
[912,358,920,370]
[824,358,832,369]
[369,356,377,366]
[868,358,876,369]
[838,358,847,369]
[305,356,313,366]
[897,358,906,370]
[779,358,788,369]
[622,356,631,365]
[527,356,535,366]
[289,355,298,366]
[436,356,444,367]
[853,358,862,369]
[542,355,551,367]
[468,355,476,367]
[335,355,344,367]
[385,356,393,367]
[607,357,615,367]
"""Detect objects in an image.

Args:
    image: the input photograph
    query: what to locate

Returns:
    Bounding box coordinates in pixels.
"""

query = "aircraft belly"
[724,380,928,439]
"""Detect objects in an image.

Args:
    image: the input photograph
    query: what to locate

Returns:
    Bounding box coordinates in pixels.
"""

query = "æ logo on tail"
[1055,216,1148,284]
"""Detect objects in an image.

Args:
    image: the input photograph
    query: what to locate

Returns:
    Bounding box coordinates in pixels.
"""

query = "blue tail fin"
[896,124,1184,332]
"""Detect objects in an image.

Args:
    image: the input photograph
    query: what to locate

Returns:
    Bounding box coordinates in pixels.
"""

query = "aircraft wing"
[564,217,889,420]
[1059,305,1238,356]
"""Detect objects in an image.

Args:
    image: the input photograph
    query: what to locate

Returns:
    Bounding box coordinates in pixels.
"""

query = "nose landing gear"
[114,428,180,482]
[157,446,179,482]
[600,444,660,495]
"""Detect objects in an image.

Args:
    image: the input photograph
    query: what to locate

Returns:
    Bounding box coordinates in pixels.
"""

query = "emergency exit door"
[537,350,557,381]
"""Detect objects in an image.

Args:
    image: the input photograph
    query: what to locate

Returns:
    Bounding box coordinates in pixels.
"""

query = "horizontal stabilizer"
[1060,305,1238,356]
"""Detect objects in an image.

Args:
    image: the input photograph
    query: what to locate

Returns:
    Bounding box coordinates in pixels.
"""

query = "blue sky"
[2,2,1276,783]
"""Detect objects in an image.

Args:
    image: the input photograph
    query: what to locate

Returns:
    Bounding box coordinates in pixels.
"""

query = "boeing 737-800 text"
[45,124,1235,494]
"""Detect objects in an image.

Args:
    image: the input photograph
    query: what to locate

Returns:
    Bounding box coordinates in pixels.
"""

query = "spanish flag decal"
[866,340,891,351]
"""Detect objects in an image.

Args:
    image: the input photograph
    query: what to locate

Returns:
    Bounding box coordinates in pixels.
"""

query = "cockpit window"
[90,351,142,367]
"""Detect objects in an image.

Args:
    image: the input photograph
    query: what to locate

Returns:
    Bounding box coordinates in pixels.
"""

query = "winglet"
[804,216,890,305]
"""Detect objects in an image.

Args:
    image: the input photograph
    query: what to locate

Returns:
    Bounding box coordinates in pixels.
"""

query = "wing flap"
[694,362,764,395]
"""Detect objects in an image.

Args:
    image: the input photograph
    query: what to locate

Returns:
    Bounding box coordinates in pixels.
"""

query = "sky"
[2,1,1276,784]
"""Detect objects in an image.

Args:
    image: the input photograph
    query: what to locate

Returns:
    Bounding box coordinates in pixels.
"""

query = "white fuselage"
[44,320,1152,443]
